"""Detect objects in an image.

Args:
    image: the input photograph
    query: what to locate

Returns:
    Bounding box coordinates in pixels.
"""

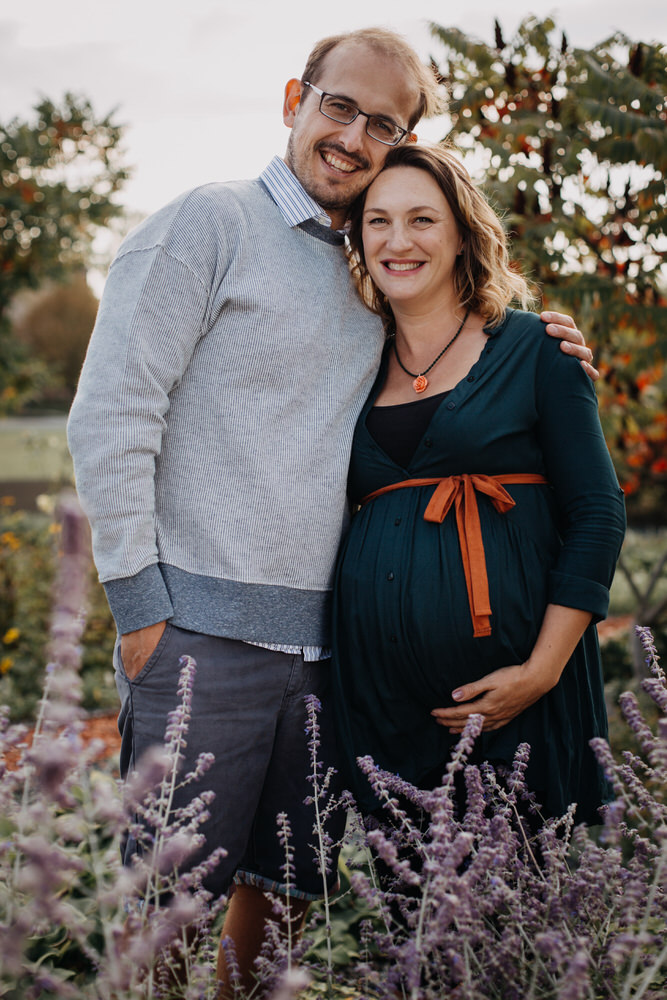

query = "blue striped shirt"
[260,156,333,229]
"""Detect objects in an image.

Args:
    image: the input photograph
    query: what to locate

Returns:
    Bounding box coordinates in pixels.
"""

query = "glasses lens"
[318,91,404,145]
[320,95,357,124]
[367,118,403,145]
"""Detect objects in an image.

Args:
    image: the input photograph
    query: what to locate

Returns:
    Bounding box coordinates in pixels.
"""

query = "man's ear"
[283,79,304,127]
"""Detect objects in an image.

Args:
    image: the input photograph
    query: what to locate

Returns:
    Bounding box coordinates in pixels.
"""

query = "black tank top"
[366,389,451,469]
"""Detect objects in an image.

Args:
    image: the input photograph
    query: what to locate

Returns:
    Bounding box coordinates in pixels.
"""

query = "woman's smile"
[381,259,425,272]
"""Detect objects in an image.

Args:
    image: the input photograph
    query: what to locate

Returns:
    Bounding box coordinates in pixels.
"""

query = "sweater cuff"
[547,570,610,623]
[103,564,174,634]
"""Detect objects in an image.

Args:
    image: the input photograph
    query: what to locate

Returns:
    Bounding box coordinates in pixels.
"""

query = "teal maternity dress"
[331,309,626,822]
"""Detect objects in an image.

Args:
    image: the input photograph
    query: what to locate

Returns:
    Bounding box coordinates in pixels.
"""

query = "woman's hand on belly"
[430,604,593,733]
[430,661,554,733]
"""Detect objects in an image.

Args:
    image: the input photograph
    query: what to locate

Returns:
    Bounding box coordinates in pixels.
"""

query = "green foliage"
[13,273,99,407]
[429,18,667,521]
[0,337,53,416]
[305,842,380,969]
[0,94,128,412]
[0,503,116,720]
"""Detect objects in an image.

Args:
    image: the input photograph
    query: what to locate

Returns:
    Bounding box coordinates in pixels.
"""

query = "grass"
[0,417,72,483]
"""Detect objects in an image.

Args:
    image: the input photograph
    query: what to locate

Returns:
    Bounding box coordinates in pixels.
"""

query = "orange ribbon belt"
[361,473,548,638]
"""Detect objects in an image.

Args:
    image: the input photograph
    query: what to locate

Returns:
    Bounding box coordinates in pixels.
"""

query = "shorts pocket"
[118,622,173,686]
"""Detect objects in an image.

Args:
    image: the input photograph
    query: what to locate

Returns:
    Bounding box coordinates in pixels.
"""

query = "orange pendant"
[413,375,428,393]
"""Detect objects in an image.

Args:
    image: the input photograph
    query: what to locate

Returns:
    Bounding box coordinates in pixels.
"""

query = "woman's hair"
[347,143,535,330]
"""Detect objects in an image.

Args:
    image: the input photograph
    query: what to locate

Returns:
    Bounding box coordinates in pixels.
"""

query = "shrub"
[346,666,667,998]
[0,500,116,721]
[12,274,99,409]
[0,495,227,998]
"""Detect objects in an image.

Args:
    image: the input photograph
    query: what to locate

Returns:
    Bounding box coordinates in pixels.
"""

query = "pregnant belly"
[335,508,554,709]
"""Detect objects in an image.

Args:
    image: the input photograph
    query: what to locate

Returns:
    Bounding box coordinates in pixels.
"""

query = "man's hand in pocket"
[120,621,167,681]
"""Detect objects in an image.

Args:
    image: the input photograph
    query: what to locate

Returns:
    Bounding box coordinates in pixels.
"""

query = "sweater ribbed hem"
[104,563,332,644]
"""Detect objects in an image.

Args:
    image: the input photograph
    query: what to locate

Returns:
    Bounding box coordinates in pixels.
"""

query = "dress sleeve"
[67,218,215,633]
[535,342,626,622]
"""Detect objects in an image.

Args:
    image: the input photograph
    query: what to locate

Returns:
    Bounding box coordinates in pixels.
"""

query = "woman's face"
[361,165,462,312]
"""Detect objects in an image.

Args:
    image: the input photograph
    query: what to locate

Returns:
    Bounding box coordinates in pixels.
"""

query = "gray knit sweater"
[67,175,384,644]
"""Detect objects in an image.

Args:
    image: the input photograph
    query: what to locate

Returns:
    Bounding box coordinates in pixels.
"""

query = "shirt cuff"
[547,570,610,623]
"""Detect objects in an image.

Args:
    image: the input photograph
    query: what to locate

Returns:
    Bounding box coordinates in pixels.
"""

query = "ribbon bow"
[362,473,548,637]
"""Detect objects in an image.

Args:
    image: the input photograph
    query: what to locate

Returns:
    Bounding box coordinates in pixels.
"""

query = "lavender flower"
[3,515,667,1000]
[635,625,665,684]
[266,967,311,999]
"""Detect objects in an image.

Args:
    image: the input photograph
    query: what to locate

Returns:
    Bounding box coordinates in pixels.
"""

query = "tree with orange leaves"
[429,16,666,523]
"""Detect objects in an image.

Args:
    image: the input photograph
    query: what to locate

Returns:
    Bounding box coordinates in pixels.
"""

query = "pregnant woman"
[331,143,626,823]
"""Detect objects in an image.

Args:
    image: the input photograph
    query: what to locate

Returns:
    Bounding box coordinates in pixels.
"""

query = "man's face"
[283,43,420,229]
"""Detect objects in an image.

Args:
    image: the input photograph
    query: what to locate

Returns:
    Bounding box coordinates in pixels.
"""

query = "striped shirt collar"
[261,156,333,229]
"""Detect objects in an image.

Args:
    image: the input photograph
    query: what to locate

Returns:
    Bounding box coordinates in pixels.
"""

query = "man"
[68,26,595,994]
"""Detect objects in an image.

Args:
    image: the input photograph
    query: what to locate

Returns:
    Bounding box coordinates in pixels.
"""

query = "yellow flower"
[2,628,20,645]
[0,532,20,552]
[0,657,12,675]
[0,496,16,507]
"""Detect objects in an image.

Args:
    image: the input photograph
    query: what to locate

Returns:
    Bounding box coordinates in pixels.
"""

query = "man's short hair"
[301,27,443,130]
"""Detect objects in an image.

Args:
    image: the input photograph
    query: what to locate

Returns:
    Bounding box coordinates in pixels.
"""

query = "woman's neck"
[392,294,466,357]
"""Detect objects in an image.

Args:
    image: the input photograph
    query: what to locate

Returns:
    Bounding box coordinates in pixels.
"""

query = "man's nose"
[337,114,368,152]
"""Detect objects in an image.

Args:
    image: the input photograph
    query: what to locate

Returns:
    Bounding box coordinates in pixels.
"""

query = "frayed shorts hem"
[233,868,340,902]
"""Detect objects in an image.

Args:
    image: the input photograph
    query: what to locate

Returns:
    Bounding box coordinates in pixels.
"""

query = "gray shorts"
[114,625,345,900]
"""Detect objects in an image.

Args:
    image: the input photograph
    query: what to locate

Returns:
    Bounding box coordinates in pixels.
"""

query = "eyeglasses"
[302,82,413,147]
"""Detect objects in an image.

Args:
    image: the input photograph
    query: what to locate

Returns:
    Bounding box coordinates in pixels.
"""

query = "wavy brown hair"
[347,143,535,330]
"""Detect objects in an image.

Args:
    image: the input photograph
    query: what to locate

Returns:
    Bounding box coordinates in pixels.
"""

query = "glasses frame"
[302,81,412,147]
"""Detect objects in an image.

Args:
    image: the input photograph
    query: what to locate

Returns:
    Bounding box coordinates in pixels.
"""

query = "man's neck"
[325,207,349,231]
[280,156,348,231]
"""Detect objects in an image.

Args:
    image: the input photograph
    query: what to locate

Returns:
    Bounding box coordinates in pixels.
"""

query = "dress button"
[394,517,402,526]
[389,634,398,643]
[386,571,395,581]
[423,438,433,448]
[466,375,475,382]
[446,401,456,410]
[486,344,495,353]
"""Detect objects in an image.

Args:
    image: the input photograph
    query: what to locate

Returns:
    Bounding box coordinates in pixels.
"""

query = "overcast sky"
[3,0,666,221]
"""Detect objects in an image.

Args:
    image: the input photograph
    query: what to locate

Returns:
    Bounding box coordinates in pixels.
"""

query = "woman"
[331,144,626,823]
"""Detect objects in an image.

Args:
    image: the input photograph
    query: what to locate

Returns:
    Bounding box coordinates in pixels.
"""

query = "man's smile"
[318,145,369,175]
[322,152,356,173]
